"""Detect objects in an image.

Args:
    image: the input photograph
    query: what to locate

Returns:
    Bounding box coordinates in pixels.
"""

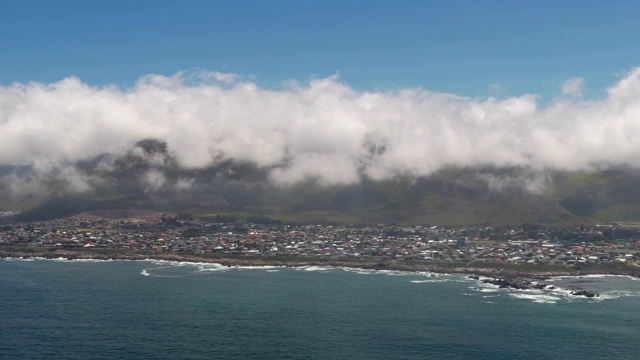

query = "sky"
[2,1,640,194]
[2,0,639,98]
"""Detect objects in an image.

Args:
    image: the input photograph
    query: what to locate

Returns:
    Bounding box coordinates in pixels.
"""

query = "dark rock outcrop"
[571,290,599,298]
[481,277,533,290]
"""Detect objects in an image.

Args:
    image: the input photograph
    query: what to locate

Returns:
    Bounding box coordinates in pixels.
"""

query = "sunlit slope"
[550,168,640,222]
[260,170,576,225]
[9,164,640,225]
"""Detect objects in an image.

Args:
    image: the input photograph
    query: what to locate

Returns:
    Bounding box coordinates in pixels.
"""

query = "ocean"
[1,258,639,359]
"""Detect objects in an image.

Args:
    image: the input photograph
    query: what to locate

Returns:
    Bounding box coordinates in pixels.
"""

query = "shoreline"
[2,248,639,280]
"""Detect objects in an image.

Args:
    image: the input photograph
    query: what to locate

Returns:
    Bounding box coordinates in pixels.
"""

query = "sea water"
[1,258,639,359]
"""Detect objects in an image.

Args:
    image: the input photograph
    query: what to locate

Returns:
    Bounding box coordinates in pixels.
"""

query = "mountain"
[9,167,640,226]
[4,140,640,225]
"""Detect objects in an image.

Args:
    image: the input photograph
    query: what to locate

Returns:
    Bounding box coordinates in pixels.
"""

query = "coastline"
[2,247,639,280]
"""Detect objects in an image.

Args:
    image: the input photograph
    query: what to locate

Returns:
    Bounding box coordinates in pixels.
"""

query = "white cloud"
[175,178,194,191]
[2,68,640,191]
[143,170,166,192]
[209,71,239,84]
[476,168,551,195]
[561,77,585,97]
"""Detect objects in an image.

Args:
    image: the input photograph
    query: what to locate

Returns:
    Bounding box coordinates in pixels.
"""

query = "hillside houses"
[1,218,639,266]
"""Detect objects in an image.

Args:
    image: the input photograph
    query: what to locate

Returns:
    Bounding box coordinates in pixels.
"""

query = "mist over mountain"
[3,137,640,225]
[3,70,640,224]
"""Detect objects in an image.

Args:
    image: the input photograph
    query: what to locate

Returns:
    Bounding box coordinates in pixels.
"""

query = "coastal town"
[1,210,639,267]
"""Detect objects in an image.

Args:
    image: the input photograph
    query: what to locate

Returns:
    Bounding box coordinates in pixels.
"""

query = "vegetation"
[6,166,640,226]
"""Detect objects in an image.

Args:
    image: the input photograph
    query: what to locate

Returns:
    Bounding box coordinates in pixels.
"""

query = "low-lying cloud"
[2,68,640,195]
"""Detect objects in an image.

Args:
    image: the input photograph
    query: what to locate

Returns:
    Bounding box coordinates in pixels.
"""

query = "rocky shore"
[3,248,638,297]
[468,275,599,297]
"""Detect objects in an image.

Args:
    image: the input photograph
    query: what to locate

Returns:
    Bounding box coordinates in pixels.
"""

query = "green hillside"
[5,165,640,225]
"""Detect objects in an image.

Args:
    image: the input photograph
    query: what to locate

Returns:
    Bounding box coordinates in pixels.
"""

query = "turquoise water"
[1,259,639,359]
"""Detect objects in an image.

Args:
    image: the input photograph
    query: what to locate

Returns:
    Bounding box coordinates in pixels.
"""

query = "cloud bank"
[2,68,640,195]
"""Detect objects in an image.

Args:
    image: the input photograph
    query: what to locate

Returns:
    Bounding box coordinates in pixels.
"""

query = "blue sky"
[1,0,639,100]
[3,1,640,192]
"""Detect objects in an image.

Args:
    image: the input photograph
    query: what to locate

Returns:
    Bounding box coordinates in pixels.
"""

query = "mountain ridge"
[4,140,640,225]
[8,166,640,225]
